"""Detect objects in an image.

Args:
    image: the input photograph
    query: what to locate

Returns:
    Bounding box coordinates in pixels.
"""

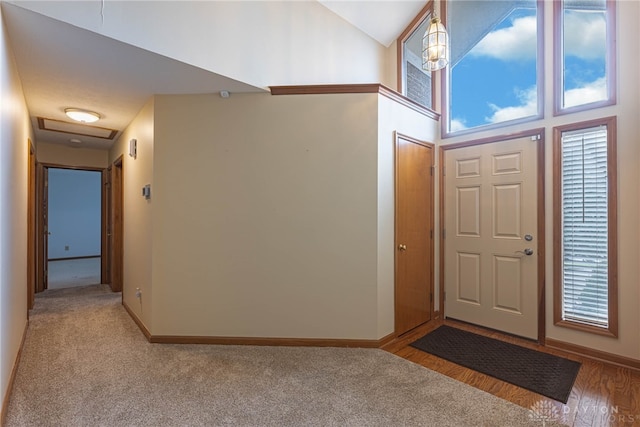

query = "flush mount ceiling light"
[422,13,449,72]
[64,108,101,123]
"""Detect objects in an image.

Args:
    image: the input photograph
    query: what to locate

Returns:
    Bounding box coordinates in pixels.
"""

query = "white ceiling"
[318,1,427,47]
[2,1,425,150]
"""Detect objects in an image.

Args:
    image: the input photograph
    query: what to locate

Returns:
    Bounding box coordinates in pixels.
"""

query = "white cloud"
[470,16,537,61]
[450,118,468,132]
[564,11,606,60]
[486,86,537,124]
[564,77,607,108]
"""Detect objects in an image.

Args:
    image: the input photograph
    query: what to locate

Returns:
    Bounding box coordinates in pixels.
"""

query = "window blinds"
[561,125,609,327]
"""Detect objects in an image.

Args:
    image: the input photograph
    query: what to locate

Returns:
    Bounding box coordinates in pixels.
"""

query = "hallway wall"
[0,5,33,418]
[109,98,154,330]
[36,142,108,169]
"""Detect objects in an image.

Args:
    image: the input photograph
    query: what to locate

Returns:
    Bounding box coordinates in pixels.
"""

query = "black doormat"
[410,325,581,403]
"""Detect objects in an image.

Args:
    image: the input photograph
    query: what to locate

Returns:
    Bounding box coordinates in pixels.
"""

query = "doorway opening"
[34,163,120,296]
[44,167,102,290]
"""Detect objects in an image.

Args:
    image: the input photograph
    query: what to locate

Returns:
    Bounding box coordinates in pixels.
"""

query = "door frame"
[101,165,111,285]
[438,128,546,343]
[27,139,36,310]
[35,163,107,294]
[394,132,435,335]
[35,163,47,293]
[108,156,124,293]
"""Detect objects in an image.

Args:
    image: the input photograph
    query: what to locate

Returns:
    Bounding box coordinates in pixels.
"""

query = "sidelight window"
[553,117,617,336]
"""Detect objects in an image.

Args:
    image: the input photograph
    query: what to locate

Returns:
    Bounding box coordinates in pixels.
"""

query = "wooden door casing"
[102,167,112,285]
[110,157,124,293]
[35,164,111,295]
[27,140,36,308]
[35,164,48,293]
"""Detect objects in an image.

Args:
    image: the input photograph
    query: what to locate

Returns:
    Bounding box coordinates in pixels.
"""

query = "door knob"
[398,244,407,251]
[515,248,534,256]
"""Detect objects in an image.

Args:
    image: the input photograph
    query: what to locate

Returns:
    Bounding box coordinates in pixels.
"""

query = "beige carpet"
[6,285,564,426]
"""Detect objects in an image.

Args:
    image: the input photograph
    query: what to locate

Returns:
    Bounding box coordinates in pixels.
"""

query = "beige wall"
[109,98,154,328]
[0,4,33,415]
[36,142,108,168]
[152,92,381,338]
[437,1,640,360]
[114,92,436,341]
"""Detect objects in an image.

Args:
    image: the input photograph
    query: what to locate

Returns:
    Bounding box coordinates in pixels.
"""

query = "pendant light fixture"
[422,1,449,72]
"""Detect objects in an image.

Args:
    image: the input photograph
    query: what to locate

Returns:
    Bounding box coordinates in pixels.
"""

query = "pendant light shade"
[422,17,449,71]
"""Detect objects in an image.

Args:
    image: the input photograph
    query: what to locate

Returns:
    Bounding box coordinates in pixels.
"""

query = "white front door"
[444,136,539,339]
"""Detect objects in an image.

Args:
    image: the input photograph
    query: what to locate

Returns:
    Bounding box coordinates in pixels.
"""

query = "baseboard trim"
[149,332,396,348]
[1,320,28,426]
[121,301,397,349]
[48,255,100,262]
[546,338,640,371]
[122,301,151,341]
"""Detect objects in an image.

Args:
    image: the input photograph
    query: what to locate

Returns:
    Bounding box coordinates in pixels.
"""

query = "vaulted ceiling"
[2,1,426,149]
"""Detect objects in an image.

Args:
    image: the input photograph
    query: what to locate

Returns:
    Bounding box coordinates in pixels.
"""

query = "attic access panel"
[37,117,118,140]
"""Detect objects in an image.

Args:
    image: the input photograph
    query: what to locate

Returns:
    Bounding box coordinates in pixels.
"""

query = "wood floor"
[383,319,640,427]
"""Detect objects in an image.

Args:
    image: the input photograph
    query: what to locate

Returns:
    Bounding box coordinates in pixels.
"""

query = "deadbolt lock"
[398,244,407,251]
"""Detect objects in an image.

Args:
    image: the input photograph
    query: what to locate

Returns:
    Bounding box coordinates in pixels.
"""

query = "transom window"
[445,0,542,135]
[554,0,616,114]
[398,4,434,110]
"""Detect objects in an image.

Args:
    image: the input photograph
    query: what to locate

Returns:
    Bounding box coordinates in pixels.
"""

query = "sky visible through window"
[449,1,606,132]
[450,7,538,132]
[562,7,607,108]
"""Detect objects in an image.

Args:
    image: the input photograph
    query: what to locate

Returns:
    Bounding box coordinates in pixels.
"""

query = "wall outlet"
[64,245,69,251]
[135,288,142,299]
